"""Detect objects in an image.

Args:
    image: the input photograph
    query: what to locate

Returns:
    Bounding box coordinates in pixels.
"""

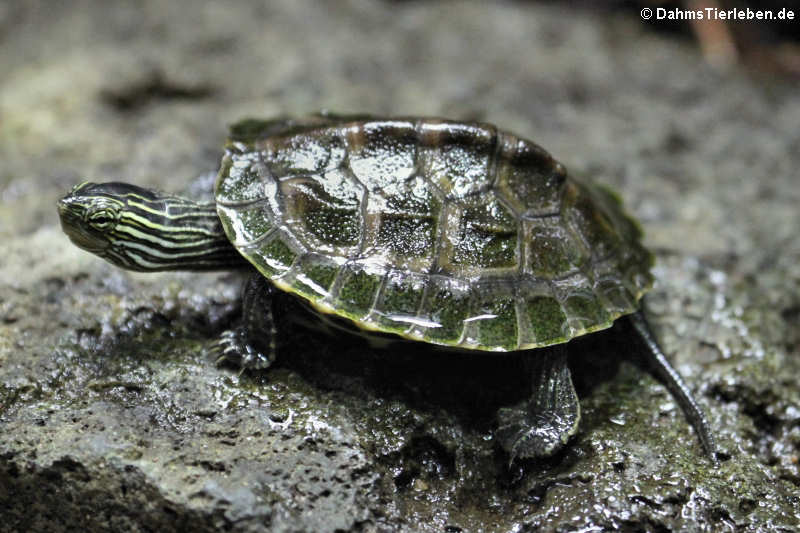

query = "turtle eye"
[88,208,117,230]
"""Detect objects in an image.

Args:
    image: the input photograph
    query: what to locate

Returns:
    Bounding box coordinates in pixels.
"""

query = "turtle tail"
[628,310,718,463]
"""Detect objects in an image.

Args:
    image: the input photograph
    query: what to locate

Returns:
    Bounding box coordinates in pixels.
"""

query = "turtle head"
[58,181,241,272]
[58,182,131,256]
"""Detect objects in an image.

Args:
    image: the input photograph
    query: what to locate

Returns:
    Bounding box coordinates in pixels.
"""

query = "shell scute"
[419,121,496,198]
[416,278,472,344]
[217,203,273,246]
[336,265,384,318]
[475,297,518,351]
[562,287,611,333]
[595,278,637,315]
[496,137,565,217]
[563,182,623,260]
[268,130,347,176]
[450,195,518,270]
[282,169,363,249]
[364,174,442,266]
[215,152,265,206]
[290,254,340,300]
[246,236,297,277]
[524,218,586,279]
[525,295,569,345]
[374,271,427,333]
[377,214,437,258]
[348,120,417,193]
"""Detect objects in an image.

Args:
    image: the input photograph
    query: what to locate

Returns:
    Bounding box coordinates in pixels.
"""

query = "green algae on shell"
[215,115,653,351]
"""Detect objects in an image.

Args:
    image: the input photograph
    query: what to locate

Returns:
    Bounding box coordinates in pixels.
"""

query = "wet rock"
[1,1,799,531]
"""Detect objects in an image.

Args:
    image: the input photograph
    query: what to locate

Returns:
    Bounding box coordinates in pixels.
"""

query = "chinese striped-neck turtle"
[58,114,716,462]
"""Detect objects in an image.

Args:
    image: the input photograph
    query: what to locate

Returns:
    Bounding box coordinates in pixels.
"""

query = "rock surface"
[1,1,799,531]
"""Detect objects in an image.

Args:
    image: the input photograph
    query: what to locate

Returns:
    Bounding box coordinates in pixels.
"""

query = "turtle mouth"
[57,198,110,253]
[64,230,108,254]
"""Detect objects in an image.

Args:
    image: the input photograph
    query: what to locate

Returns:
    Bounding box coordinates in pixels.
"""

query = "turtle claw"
[210,328,273,371]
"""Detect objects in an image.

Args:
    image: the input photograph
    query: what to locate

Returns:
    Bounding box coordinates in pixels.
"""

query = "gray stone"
[1,1,799,531]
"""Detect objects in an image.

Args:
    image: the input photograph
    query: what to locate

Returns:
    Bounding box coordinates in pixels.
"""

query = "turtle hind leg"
[210,274,278,371]
[627,310,718,463]
[496,346,580,462]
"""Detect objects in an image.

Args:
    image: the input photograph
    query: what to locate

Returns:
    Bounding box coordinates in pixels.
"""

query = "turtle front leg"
[210,274,278,371]
[496,346,580,462]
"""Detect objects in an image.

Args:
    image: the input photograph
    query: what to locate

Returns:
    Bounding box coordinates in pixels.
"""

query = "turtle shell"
[215,115,653,351]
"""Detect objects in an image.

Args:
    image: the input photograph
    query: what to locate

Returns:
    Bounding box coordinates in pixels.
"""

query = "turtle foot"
[210,328,274,371]
[496,347,580,463]
[496,402,578,462]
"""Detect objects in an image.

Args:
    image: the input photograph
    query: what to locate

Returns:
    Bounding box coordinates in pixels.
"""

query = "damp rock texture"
[1,1,799,531]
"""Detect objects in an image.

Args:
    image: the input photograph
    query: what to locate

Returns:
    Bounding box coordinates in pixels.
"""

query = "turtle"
[57,113,716,462]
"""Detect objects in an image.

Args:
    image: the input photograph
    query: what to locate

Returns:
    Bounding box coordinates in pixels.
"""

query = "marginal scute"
[563,181,623,259]
[417,278,471,343]
[248,236,297,276]
[290,255,339,299]
[595,278,636,315]
[215,152,266,205]
[525,295,569,345]
[375,271,426,332]
[217,203,273,246]
[476,297,518,350]
[336,266,383,318]
[215,116,654,351]
[627,262,654,296]
[563,287,610,333]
